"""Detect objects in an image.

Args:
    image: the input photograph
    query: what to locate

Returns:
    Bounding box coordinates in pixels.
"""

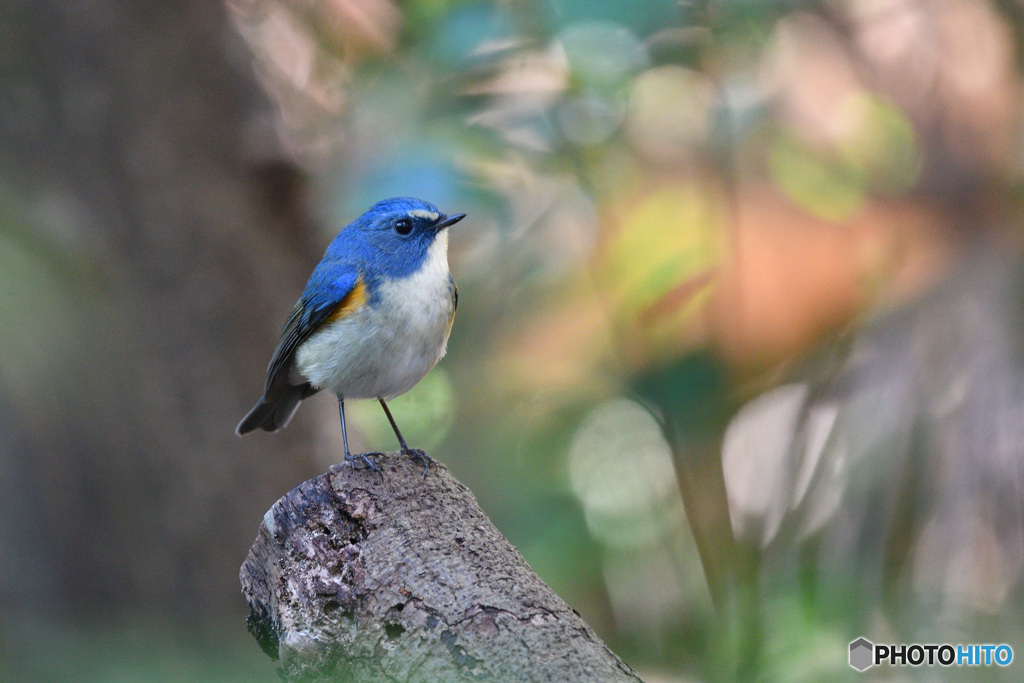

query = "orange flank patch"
[446,307,456,337]
[325,278,368,324]
[445,283,458,335]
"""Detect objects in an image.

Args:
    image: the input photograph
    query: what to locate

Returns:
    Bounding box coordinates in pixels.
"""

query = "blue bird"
[237,197,465,473]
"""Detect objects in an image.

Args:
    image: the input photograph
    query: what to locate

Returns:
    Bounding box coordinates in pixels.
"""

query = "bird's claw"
[402,448,433,477]
[344,451,383,479]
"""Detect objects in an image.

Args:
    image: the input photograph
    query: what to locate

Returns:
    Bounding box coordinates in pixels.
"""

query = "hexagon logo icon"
[849,637,874,671]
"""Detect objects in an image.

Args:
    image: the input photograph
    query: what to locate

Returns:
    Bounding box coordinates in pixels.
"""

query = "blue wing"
[237,264,365,435]
[263,266,363,394]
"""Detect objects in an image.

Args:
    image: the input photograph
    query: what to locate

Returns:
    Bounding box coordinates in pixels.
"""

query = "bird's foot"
[402,448,433,477]
[344,451,383,478]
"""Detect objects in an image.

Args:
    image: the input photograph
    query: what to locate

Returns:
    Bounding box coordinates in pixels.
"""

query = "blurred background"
[3,0,1024,680]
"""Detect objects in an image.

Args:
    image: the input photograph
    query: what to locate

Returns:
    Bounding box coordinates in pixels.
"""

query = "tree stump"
[241,453,642,681]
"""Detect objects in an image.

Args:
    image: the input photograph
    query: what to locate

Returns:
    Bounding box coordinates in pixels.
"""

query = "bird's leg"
[338,396,381,476]
[378,397,433,476]
[338,395,351,455]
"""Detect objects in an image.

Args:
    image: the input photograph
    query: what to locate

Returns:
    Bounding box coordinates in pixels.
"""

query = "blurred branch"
[241,454,642,682]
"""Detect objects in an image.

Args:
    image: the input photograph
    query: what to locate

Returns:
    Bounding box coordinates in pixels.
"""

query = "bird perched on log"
[237,197,465,474]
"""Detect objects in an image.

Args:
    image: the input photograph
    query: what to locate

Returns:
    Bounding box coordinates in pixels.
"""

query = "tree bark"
[241,453,642,682]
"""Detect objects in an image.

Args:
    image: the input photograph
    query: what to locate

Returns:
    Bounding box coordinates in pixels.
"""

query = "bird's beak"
[434,213,466,230]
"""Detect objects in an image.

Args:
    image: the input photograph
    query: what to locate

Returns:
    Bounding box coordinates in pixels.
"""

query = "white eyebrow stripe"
[409,209,440,220]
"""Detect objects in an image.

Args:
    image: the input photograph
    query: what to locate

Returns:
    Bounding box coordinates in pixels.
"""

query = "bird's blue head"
[325,197,465,280]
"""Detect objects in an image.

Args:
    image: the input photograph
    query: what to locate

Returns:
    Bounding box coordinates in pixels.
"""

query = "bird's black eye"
[395,218,413,235]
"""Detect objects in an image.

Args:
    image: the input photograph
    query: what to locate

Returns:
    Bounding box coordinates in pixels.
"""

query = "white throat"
[416,229,449,281]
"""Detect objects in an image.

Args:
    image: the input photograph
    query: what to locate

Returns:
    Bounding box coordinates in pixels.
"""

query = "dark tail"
[236,383,316,435]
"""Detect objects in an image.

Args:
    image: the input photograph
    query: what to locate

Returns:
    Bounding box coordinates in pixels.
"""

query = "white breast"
[294,231,455,400]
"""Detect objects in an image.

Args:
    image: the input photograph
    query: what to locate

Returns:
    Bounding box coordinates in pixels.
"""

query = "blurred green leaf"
[769,132,866,222]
